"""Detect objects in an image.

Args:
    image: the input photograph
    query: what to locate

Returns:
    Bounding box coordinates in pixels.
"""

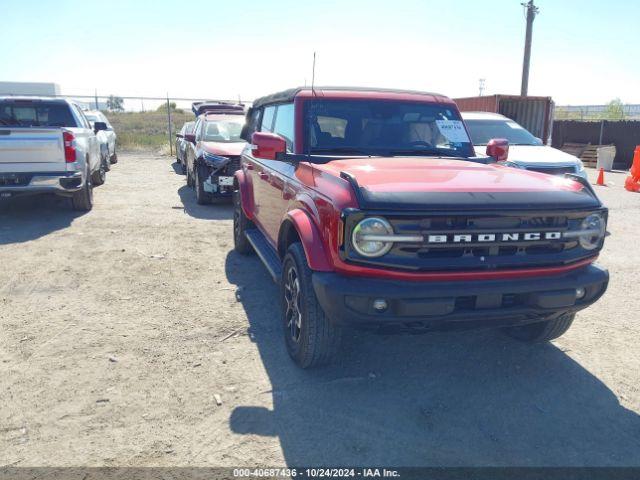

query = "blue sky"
[1,0,638,105]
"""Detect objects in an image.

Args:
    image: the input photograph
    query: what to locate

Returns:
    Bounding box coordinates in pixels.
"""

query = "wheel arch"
[278,209,332,272]
[233,170,254,219]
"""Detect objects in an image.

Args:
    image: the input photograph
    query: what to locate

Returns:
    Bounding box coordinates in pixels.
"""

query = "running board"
[245,229,282,283]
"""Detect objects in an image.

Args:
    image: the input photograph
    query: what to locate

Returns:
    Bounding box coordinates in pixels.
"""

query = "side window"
[261,106,276,132]
[70,104,88,128]
[78,108,92,129]
[99,112,112,129]
[248,108,261,139]
[273,103,295,150]
[194,119,203,140]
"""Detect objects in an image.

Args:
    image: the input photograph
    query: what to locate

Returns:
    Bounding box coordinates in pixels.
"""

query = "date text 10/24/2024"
[232,468,401,478]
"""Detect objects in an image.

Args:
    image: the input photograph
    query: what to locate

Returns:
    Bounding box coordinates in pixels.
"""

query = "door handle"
[259,172,269,181]
[245,163,254,170]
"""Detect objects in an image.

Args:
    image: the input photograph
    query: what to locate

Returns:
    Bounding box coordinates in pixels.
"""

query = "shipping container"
[454,95,554,144]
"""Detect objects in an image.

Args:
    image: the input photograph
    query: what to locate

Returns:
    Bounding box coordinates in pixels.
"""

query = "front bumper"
[0,171,83,198]
[203,174,234,197]
[312,264,608,332]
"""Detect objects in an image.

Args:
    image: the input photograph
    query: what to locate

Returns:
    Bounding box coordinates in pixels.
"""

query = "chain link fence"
[555,104,640,121]
[0,92,250,155]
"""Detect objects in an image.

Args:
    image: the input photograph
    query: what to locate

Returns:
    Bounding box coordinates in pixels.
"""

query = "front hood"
[473,145,580,167]
[315,157,600,211]
[202,141,246,157]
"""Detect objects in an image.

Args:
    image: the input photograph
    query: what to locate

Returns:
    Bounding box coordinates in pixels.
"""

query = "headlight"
[579,213,605,250]
[351,217,394,258]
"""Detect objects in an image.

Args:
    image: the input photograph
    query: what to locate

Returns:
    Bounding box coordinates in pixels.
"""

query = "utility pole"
[520,0,539,96]
[478,78,486,96]
[166,93,173,157]
[94,88,99,110]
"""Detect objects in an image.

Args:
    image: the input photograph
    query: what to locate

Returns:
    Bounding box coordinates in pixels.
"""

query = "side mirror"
[176,133,183,139]
[251,132,286,160]
[184,133,196,144]
[486,138,509,162]
[94,121,108,133]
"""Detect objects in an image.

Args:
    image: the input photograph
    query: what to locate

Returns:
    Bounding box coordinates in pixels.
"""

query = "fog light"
[373,299,388,312]
[575,287,586,299]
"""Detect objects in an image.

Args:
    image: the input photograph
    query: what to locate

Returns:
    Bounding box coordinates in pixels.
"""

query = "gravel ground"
[1,153,639,467]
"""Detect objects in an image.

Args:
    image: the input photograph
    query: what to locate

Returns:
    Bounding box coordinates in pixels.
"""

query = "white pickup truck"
[0,97,106,211]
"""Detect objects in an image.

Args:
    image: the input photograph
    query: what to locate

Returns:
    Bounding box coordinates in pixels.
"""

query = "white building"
[0,81,61,96]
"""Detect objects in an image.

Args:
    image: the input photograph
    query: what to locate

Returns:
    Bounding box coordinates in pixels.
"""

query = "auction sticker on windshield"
[436,120,470,143]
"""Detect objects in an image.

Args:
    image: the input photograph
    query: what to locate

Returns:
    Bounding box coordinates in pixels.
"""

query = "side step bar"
[245,229,282,283]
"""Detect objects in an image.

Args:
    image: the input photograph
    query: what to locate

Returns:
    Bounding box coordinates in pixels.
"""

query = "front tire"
[71,167,94,212]
[101,147,111,172]
[281,243,342,368]
[504,313,575,343]
[195,164,212,205]
[91,160,106,186]
[233,189,253,254]
[186,158,195,187]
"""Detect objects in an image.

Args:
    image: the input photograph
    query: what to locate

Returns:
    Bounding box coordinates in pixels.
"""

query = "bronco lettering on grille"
[427,232,562,244]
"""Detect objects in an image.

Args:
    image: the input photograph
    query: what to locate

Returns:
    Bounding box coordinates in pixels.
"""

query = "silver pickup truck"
[0,97,107,211]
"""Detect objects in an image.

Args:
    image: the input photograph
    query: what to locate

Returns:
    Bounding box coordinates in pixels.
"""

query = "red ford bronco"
[233,87,608,368]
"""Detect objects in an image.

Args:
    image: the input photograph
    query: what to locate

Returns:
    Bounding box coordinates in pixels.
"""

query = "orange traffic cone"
[596,167,605,186]
[624,145,640,192]
[625,175,640,192]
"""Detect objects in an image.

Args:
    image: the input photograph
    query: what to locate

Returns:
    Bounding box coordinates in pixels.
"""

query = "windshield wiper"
[386,148,466,159]
[311,147,373,155]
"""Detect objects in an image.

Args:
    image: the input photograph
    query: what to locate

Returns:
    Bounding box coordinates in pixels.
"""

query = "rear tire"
[71,167,93,212]
[195,164,212,205]
[281,243,342,368]
[110,148,118,164]
[101,147,110,172]
[504,313,575,343]
[233,188,254,254]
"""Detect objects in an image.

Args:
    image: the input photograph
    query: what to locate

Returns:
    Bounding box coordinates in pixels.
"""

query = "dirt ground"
[1,153,639,467]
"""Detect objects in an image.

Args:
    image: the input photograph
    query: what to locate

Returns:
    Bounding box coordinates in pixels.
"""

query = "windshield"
[304,100,473,158]
[464,118,540,146]
[0,101,78,127]
[203,119,243,143]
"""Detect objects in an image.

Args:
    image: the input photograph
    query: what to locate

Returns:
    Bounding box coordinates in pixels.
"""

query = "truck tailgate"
[0,128,65,165]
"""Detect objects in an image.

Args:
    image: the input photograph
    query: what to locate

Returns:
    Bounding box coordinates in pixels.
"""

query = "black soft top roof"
[251,86,446,109]
[192,101,245,116]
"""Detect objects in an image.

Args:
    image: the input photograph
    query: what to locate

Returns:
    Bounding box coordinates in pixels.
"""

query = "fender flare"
[233,169,254,219]
[280,209,332,272]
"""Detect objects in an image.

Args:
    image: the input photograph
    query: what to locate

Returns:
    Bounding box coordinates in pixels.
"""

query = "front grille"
[343,211,602,271]
[526,166,576,176]
[222,156,241,176]
[0,173,32,187]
